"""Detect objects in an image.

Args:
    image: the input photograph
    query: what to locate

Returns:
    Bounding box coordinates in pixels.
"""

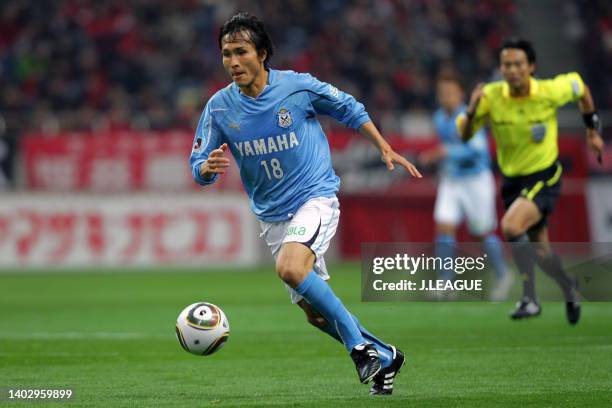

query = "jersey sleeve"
[189,102,224,186]
[299,73,371,129]
[548,72,585,107]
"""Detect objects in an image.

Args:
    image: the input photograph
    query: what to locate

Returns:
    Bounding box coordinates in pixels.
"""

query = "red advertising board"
[0,194,257,268]
[21,131,243,191]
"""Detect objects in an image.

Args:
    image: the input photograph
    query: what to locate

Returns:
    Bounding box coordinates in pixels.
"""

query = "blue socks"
[435,234,456,281]
[294,271,365,352]
[295,271,394,367]
[482,234,507,280]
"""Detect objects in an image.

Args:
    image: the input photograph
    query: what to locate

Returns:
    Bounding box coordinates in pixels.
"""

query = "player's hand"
[467,83,485,114]
[381,148,422,178]
[586,128,604,164]
[199,143,230,178]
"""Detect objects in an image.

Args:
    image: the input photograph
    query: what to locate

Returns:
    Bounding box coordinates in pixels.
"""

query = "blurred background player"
[190,12,421,395]
[459,37,605,324]
[419,70,512,300]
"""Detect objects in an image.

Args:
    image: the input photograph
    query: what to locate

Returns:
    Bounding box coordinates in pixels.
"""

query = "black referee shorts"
[501,162,562,231]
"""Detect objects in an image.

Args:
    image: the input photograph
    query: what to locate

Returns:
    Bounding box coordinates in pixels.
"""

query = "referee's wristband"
[582,111,601,131]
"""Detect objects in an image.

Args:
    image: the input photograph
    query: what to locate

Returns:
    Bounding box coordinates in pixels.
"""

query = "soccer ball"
[175,302,230,356]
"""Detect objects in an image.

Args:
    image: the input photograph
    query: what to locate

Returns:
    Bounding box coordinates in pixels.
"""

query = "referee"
[458,37,605,324]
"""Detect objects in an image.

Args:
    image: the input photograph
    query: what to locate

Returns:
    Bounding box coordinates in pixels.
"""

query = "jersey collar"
[267,68,276,85]
[502,77,539,98]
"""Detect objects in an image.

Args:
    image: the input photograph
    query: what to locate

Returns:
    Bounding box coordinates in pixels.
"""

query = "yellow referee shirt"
[458,73,585,176]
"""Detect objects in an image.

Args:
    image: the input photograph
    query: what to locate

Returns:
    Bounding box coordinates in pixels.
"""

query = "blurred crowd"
[1,0,224,134]
[3,0,610,136]
[0,0,519,134]
[565,0,612,110]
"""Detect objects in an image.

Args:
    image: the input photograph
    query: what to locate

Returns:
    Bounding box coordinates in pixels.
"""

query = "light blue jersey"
[433,104,490,178]
[190,69,371,221]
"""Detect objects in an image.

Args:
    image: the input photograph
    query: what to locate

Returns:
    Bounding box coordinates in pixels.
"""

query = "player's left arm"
[577,84,605,163]
[552,73,604,163]
[301,72,421,178]
[418,144,447,166]
[358,121,422,178]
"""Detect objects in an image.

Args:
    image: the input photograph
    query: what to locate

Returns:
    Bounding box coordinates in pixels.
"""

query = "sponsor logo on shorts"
[287,226,307,236]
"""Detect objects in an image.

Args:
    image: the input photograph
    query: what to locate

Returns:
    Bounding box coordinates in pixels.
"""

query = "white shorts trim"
[259,196,340,303]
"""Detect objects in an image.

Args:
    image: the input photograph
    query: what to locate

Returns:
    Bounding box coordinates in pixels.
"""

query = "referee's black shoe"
[350,344,381,384]
[566,301,581,325]
[510,298,541,320]
[370,345,405,395]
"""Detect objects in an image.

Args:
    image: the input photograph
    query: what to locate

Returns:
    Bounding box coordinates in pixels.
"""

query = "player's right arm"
[189,102,229,185]
[198,144,229,180]
[418,111,448,165]
[457,83,489,142]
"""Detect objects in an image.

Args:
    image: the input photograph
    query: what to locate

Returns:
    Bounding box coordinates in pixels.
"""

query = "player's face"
[221,31,266,89]
[499,48,534,90]
[436,80,463,112]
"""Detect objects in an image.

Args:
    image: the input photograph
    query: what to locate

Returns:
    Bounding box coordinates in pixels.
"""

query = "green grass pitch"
[1,264,611,407]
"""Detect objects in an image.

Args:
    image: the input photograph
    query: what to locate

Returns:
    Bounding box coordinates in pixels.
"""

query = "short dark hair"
[436,68,464,91]
[218,12,274,68]
[498,37,536,64]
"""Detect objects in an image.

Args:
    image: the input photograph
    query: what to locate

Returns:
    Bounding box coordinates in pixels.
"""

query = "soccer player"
[458,37,605,324]
[189,12,422,394]
[419,71,511,300]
